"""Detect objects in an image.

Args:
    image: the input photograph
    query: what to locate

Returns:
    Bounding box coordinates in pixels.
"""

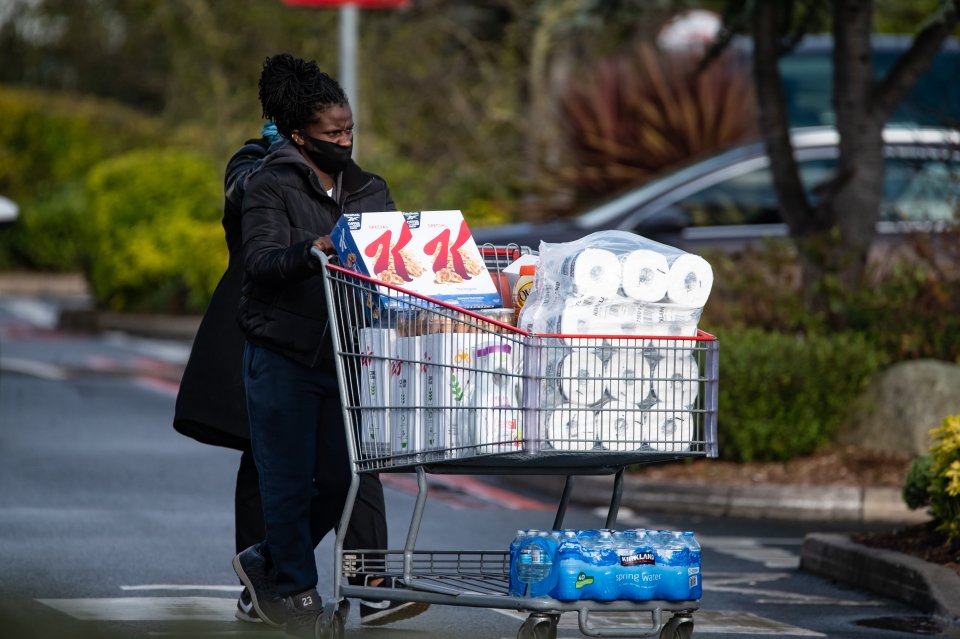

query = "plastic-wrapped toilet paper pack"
[546,404,597,451]
[666,253,714,307]
[520,230,713,337]
[645,403,694,452]
[650,354,700,407]
[536,339,574,409]
[559,303,594,335]
[604,349,650,405]
[595,401,650,451]
[560,247,622,297]
[557,350,606,406]
[621,249,669,302]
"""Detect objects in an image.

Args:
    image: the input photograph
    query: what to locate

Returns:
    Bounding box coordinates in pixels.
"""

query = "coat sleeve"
[241,171,321,286]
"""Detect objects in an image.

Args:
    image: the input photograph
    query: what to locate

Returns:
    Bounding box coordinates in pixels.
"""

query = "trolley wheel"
[517,613,558,639]
[659,615,694,639]
[317,601,346,639]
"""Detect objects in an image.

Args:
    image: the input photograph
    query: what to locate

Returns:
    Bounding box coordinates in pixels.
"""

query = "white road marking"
[38,596,237,621]
[699,535,802,569]
[120,585,242,593]
[706,572,885,607]
[0,356,68,380]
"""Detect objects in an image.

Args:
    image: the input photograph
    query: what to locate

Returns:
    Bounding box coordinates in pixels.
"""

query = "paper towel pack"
[357,327,395,457]
[471,338,524,452]
[390,335,425,455]
[420,331,480,457]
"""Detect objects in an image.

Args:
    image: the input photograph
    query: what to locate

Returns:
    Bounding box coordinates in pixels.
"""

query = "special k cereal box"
[331,211,418,311]
[400,210,501,308]
[331,211,502,309]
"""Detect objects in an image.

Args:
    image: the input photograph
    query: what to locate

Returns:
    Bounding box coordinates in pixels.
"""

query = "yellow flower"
[945,460,960,497]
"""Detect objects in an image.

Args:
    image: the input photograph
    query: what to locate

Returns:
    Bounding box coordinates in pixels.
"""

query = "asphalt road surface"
[0,295,943,638]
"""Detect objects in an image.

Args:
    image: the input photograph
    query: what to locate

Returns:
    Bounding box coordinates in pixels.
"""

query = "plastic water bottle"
[515,532,556,597]
[682,531,702,599]
[611,529,657,601]
[655,530,691,600]
[508,530,532,596]
[554,530,587,601]
[586,530,620,601]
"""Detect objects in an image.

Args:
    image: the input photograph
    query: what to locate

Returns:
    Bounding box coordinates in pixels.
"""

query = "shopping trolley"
[315,245,719,639]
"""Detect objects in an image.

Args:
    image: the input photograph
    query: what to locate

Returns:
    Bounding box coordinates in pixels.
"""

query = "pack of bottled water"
[508,528,701,601]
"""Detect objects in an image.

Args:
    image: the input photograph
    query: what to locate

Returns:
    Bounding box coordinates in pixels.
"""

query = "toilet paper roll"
[561,248,622,297]
[621,249,670,302]
[547,405,597,451]
[560,304,593,335]
[646,404,694,452]
[604,350,649,404]
[666,253,714,307]
[595,401,649,451]
[557,351,606,406]
[651,354,700,407]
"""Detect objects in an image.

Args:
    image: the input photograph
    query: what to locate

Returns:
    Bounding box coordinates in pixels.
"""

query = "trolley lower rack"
[341,548,698,639]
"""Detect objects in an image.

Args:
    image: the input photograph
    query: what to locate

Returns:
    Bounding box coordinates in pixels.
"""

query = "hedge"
[83,148,224,314]
[715,328,888,462]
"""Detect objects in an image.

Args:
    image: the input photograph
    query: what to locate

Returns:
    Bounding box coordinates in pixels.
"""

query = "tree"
[715,0,959,316]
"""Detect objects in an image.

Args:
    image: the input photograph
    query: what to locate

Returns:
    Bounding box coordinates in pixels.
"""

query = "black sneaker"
[284,588,323,639]
[359,599,430,626]
[235,587,261,623]
[232,545,287,627]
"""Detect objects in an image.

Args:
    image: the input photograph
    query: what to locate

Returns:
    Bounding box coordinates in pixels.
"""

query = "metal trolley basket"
[317,246,719,639]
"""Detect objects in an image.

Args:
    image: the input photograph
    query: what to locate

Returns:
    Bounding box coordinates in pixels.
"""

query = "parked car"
[0,195,17,227]
[471,127,960,254]
[774,34,960,128]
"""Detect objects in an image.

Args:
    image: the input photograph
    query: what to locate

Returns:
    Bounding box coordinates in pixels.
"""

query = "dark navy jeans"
[243,341,353,597]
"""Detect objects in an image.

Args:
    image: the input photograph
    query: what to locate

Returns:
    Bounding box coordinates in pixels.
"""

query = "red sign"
[282,0,410,8]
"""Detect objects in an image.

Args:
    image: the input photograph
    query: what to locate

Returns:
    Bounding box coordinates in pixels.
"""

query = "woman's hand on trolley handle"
[313,235,336,256]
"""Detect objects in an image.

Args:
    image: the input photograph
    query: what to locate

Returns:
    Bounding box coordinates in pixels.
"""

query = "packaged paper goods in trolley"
[356,327,395,458]
[517,229,713,337]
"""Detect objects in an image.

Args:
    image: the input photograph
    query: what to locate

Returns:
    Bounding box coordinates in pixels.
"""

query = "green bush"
[716,328,888,462]
[904,415,960,542]
[903,455,933,510]
[705,241,960,363]
[0,182,89,272]
[0,87,163,271]
[0,86,160,201]
[84,148,224,313]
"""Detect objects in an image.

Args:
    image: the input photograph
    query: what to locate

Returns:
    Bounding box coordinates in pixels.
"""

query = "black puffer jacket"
[238,142,395,368]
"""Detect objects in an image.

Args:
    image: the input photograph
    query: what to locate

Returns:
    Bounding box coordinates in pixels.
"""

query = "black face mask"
[301,135,352,174]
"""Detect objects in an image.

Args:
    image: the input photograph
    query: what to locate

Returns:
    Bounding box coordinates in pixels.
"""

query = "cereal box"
[400,210,501,308]
[331,211,502,310]
[331,211,421,315]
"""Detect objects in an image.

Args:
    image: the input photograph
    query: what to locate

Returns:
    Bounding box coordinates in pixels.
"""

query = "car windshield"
[671,151,960,228]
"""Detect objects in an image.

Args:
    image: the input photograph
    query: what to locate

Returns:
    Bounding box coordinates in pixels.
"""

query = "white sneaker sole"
[361,601,430,626]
